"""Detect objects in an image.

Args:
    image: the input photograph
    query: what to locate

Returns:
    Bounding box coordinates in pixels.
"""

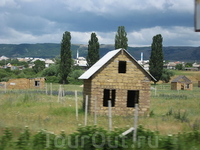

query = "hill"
[0,43,200,62]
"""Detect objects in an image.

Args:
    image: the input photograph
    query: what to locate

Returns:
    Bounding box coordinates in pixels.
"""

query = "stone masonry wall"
[29,78,45,89]
[171,82,193,90]
[7,78,29,89]
[6,78,45,90]
[171,82,178,90]
[83,50,152,116]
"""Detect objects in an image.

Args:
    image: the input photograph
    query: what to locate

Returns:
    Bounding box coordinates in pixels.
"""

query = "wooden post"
[62,87,65,106]
[57,85,60,102]
[84,95,88,126]
[108,100,112,131]
[58,85,61,102]
[94,96,97,125]
[4,82,6,93]
[50,83,52,101]
[133,104,138,142]
[46,83,48,95]
[75,90,78,121]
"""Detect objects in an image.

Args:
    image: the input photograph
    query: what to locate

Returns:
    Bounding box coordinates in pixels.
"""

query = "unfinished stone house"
[171,75,193,90]
[6,77,46,90]
[79,48,156,116]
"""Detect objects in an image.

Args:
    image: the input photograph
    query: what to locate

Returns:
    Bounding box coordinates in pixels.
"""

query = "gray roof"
[171,75,192,83]
[78,48,156,82]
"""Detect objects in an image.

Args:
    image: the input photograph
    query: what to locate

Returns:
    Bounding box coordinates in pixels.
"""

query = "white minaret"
[77,50,79,59]
[141,52,143,62]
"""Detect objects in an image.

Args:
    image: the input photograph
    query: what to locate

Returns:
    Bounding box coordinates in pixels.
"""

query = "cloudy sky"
[0,0,200,46]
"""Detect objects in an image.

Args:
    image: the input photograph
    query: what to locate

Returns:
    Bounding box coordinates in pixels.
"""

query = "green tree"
[60,31,72,84]
[185,62,193,67]
[42,64,59,77]
[160,69,175,83]
[23,68,36,78]
[115,26,128,50]
[33,60,45,73]
[175,64,184,70]
[68,69,84,85]
[86,32,100,68]
[17,72,26,78]
[0,59,29,68]
[0,69,10,81]
[149,34,164,84]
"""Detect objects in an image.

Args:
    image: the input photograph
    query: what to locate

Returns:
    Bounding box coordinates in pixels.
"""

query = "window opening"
[103,89,116,107]
[118,61,126,73]
[185,84,190,89]
[35,81,40,87]
[127,90,139,107]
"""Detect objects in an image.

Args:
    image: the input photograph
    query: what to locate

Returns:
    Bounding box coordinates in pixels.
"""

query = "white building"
[45,59,55,68]
[0,56,9,61]
[74,50,87,67]
[74,57,87,67]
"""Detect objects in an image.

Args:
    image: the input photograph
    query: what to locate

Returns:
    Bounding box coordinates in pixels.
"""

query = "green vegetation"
[175,64,184,70]
[115,26,128,50]
[1,119,200,149]
[60,31,72,84]
[86,32,100,68]
[0,77,200,149]
[0,56,83,85]
[33,60,45,73]
[149,34,164,84]
[0,59,28,67]
[67,67,84,85]
[185,62,193,67]
[160,68,175,83]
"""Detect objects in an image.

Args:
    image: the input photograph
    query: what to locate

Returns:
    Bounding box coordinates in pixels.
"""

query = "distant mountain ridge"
[0,43,200,62]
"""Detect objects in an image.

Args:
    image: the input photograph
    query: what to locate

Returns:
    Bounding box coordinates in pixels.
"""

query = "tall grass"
[0,83,200,138]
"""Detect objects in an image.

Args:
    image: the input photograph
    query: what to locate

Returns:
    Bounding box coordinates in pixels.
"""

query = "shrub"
[68,69,84,85]
[173,110,189,123]
[46,76,60,83]
[1,126,200,149]
[160,69,175,83]
[15,126,30,149]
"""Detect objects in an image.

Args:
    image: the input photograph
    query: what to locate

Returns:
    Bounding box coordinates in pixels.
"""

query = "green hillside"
[0,43,200,62]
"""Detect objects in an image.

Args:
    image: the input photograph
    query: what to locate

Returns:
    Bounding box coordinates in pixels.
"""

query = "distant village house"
[5,77,46,90]
[171,75,193,90]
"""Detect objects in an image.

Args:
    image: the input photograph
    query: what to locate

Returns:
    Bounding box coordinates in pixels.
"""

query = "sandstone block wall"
[6,78,45,90]
[82,51,152,116]
[171,82,193,90]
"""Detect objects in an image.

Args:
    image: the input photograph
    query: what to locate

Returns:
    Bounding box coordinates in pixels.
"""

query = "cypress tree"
[115,26,128,50]
[60,31,72,84]
[86,32,100,68]
[149,34,164,84]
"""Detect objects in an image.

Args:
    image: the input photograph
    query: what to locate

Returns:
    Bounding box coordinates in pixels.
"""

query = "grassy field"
[0,71,200,138]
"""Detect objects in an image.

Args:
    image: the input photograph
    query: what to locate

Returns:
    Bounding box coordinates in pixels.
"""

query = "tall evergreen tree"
[60,31,72,84]
[149,34,164,84]
[86,32,100,68]
[115,26,128,50]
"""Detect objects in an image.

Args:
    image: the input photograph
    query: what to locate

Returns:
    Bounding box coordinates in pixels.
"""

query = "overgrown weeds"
[165,108,189,123]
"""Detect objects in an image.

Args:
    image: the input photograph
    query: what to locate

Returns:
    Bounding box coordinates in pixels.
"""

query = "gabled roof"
[78,48,156,82]
[171,75,192,83]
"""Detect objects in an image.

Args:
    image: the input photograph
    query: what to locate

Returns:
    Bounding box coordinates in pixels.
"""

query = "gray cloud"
[0,0,199,46]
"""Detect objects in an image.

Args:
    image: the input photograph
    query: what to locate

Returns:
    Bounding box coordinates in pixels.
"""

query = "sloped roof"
[171,75,192,83]
[78,48,156,82]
